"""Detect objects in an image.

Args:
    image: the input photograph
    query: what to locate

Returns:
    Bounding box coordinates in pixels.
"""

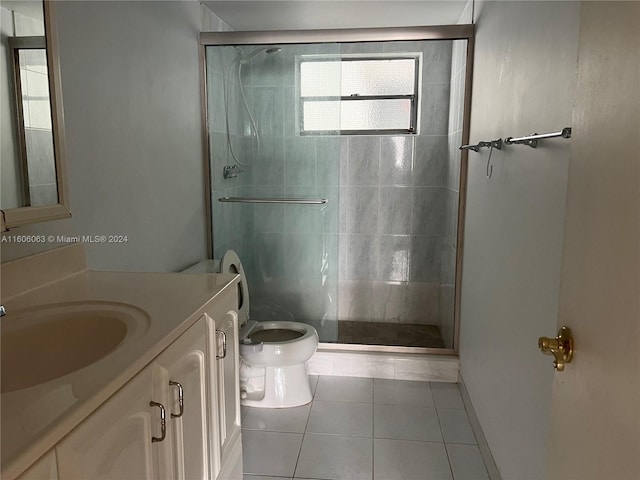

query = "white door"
[156,318,210,480]
[547,3,640,479]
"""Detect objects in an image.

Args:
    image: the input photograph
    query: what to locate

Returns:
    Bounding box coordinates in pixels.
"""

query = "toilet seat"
[250,328,302,342]
[241,320,316,345]
[239,320,318,371]
[219,250,250,326]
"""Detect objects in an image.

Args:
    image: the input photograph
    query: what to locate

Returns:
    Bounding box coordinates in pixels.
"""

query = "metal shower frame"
[198,24,475,356]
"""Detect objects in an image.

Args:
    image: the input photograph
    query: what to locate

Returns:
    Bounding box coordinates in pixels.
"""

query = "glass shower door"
[205,35,469,351]
[206,43,341,342]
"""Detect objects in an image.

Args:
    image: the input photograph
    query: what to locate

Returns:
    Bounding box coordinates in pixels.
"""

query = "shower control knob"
[223,165,244,179]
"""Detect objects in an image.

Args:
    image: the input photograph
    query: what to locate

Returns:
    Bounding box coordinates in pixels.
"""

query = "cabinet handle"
[216,330,227,359]
[149,401,166,442]
[169,381,184,418]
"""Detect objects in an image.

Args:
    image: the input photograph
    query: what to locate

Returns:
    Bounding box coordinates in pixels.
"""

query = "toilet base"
[241,363,313,408]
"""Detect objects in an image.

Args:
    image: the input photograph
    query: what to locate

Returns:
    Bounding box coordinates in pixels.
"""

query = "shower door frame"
[199,24,475,356]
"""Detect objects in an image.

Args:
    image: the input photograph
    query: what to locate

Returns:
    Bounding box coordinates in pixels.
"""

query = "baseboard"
[307,349,459,382]
[458,375,502,480]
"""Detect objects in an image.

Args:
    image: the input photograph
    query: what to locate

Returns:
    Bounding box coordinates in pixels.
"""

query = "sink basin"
[1,301,150,393]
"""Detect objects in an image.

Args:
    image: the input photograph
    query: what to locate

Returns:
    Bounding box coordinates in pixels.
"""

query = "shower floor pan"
[336,321,445,348]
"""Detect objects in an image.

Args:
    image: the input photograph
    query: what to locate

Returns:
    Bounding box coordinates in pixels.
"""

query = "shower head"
[238,46,282,64]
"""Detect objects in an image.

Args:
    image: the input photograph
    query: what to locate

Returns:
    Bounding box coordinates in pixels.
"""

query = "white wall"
[54,0,208,271]
[1,1,221,272]
[459,2,580,478]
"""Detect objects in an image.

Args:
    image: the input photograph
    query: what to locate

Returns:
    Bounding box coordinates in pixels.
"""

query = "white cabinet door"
[156,317,211,480]
[56,364,172,480]
[212,309,241,468]
[50,300,242,480]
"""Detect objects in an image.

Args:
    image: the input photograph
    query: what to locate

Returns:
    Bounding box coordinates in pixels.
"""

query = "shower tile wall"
[235,43,341,341]
[208,46,256,273]
[208,40,461,345]
[336,41,454,337]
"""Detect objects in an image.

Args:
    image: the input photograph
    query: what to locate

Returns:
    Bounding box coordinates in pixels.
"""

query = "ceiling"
[203,1,469,31]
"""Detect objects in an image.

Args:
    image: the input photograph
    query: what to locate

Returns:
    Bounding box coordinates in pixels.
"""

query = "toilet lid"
[220,250,250,326]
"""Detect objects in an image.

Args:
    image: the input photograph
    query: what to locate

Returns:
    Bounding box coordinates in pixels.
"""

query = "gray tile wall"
[209,43,342,341]
[338,40,454,329]
[208,46,256,276]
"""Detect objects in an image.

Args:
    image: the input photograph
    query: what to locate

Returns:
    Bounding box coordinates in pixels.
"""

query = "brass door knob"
[538,326,574,371]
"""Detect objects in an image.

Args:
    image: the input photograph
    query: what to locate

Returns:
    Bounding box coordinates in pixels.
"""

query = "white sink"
[1,301,150,393]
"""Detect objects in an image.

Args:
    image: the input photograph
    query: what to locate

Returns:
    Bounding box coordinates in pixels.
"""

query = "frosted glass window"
[304,99,412,131]
[301,59,415,97]
[300,61,342,97]
[299,55,419,134]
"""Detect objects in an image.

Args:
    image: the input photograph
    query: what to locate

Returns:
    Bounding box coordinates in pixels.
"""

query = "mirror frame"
[1,1,70,230]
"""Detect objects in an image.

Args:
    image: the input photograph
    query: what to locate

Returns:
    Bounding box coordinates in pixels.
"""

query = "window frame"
[297,54,421,136]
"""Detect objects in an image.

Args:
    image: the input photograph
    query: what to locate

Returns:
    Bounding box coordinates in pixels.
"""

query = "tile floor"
[241,376,489,480]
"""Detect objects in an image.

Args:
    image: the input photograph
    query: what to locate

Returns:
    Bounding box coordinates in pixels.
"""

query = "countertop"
[0,269,238,479]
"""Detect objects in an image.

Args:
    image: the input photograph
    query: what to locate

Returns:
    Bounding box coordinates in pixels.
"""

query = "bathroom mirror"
[0,1,70,229]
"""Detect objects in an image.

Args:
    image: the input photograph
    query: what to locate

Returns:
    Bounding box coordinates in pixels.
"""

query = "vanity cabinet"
[155,317,212,480]
[1,251,243,480]
[207,310,241,479]
[54,303,242,480]
[54,320,211,480]
[55,358,169,479]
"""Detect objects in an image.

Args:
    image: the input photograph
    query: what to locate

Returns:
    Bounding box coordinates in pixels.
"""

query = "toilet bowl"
[239,319,318,407]
[183,250,318,408]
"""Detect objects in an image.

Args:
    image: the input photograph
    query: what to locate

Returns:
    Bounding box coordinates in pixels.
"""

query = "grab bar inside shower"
[218,197,327,205]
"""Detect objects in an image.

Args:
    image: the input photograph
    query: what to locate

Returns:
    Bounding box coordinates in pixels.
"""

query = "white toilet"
[184,250,318,408]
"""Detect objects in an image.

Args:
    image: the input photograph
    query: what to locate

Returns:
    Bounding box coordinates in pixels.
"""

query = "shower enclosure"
[201,26,473,353]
